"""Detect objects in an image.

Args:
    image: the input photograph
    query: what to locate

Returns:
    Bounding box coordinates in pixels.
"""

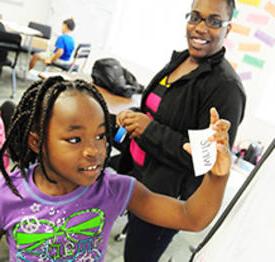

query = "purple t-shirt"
[0,165,135,261]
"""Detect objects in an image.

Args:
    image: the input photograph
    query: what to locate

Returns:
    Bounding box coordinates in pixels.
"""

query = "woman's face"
[186,0,232,60]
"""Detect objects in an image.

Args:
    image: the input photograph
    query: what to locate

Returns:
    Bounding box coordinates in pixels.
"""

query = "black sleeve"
[136,79,245,172]
[197,79,246,148]
[137,120,194,172]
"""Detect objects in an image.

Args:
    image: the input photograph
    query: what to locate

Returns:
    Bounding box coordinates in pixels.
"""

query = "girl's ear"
[28,132,39,153]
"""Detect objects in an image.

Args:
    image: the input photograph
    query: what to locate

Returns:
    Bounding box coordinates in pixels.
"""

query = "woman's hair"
[0,77,112,198]
[191,0,236,20]
[226,0,236,20]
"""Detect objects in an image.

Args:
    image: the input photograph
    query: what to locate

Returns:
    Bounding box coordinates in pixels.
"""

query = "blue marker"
[114,126,127,143]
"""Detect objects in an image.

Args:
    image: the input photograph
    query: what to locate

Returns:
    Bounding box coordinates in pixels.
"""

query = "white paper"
[188,128,217,176]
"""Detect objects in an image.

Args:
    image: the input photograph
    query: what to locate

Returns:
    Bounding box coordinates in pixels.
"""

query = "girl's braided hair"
[0,76,112,198]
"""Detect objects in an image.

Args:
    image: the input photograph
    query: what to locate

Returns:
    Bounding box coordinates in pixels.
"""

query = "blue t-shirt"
[54,34,75,61]
[0,166,135,261]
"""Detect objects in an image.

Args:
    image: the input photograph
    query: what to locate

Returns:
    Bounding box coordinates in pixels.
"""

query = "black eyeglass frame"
[185,12,231,29]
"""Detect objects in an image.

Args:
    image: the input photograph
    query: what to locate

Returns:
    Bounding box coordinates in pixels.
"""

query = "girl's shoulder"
[0,164,36,192]
[100,168,136,196]
[0,167,23,190]
[103,168,135,185]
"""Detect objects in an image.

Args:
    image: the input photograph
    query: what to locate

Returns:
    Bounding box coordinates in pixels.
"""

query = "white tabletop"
[1,20,42,36]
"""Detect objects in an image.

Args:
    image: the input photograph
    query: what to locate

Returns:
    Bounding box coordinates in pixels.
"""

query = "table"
[38,71,142,114]
[1,20,43,76]
[1,20,42,54]
[1,20,42,37]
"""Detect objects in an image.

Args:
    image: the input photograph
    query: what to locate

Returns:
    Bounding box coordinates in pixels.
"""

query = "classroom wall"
[104,0,275,150]
[0,0,274,150]
[222,0,275,149]
[47,0,118,47]
[0,0,50,26]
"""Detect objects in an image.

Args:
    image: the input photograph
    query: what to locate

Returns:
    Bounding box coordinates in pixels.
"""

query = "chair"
[50,43,91,73]
[0,30,22,98]
[0,22,8,76]
[20,22,52,54]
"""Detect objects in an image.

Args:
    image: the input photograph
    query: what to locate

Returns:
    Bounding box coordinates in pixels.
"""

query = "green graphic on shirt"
[12,208,105,259]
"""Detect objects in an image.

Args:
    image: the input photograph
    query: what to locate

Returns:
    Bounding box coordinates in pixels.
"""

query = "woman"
[117,0,246,261]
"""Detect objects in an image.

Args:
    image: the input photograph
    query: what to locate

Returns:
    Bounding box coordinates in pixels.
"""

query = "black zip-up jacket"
[133,47,246,200]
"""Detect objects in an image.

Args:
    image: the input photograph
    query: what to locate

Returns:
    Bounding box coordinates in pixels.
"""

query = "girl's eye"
[96,133,106,141]
[67,137,81,144]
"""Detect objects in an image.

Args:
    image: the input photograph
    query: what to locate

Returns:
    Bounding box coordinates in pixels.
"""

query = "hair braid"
[37,82,67,183]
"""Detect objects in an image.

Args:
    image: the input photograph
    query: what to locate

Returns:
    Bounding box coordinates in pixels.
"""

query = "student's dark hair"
[63,18,75,31]
[0,77,112,198]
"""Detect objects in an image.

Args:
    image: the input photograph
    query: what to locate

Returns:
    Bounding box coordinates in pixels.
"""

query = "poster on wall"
[225,0,275,134]
[225,0,275,82]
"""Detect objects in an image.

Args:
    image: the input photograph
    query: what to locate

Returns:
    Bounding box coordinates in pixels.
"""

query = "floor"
[0,67,206,261]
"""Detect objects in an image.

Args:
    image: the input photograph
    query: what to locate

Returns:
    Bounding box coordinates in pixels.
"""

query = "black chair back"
[0,22,5,32]
[0,31,21,52]
[0,23,8,62]
[0,31,22,97]
[50,43,91,72]
[74,43,91,59]
[28,22,52,39]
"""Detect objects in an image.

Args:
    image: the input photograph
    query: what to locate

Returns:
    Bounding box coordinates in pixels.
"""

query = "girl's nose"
[82,143,99,158]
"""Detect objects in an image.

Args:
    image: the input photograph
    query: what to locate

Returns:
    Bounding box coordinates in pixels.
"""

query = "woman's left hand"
[120,111,152,138]
[184,107,231,177]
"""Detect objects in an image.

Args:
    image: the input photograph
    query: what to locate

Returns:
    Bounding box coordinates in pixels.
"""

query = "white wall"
[0,0,50,26]
[47,0,118,46]
[223,1,275,149]
[106,0,191,73]
[0,0,274,150]
[237,59,275,149]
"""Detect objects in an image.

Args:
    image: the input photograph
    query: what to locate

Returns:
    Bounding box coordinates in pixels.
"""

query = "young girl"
[0,77,231,261]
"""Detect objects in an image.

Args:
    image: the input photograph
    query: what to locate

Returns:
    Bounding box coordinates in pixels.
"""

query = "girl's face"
[40,91,107,193]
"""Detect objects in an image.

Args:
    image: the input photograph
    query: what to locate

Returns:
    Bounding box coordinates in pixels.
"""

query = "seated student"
[0,77,231,261]
[29,18,76,70]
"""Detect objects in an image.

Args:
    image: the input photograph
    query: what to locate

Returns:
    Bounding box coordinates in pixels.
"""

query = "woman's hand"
[116,110,152,138]
[116,110,134,126]
[183,107,231,177]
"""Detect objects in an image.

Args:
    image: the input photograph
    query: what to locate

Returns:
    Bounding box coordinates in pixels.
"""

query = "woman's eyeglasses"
[185,12,230,29]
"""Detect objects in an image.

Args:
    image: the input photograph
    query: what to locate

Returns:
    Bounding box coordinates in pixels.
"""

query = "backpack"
[91,58,144,98]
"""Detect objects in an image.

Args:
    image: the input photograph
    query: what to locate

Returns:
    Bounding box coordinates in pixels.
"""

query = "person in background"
[29,18,75,70]
[116,0,246,261]
[0,77,231,261]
